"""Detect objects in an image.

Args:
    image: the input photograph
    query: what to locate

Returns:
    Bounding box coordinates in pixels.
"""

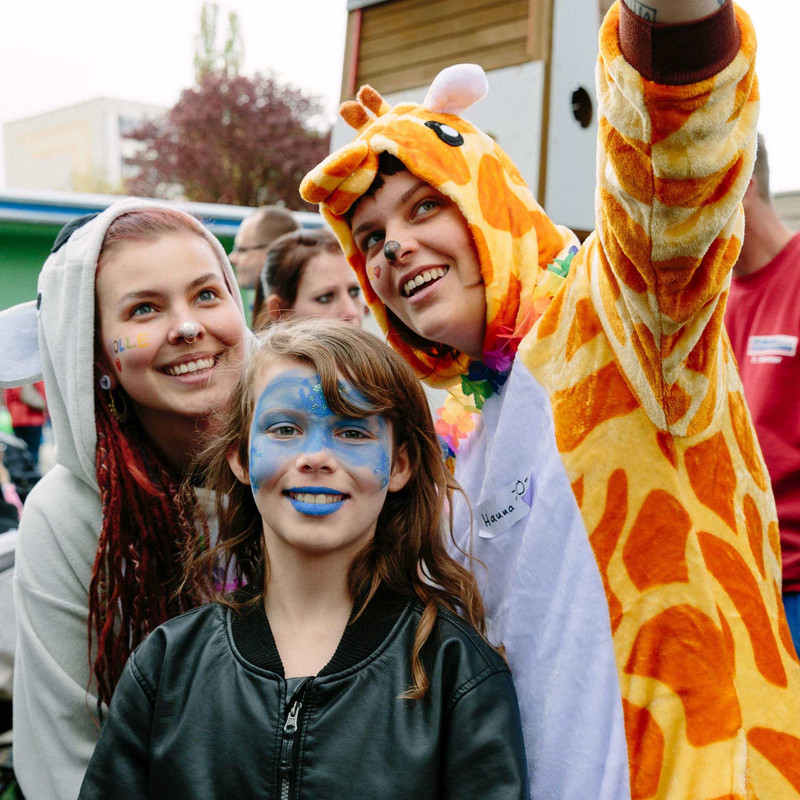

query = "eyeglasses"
[230,243,271,254]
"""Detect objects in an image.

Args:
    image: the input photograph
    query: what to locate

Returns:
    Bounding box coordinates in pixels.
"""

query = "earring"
[107,389,130,424]
[99,375,112,391]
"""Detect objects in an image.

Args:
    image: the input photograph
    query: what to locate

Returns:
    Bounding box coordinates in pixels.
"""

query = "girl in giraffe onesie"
[301,1,800,798]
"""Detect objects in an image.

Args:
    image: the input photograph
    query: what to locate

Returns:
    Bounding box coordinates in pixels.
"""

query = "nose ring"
[178,321,200,343]
[383,240,401,263]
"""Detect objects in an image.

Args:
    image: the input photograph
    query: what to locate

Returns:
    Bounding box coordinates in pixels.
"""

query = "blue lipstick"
[286,487,346,517]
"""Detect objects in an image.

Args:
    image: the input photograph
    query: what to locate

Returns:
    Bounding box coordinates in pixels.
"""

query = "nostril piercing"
[179,321,199,343]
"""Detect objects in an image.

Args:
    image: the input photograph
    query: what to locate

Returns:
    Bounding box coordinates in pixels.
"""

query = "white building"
[3,98,166,194]
[775,191,800,232]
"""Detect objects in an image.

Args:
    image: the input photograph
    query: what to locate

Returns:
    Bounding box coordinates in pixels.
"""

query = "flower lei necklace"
[435,247,577,463]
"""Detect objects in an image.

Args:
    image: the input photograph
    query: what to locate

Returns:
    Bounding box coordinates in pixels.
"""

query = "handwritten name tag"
[477,475,533,539]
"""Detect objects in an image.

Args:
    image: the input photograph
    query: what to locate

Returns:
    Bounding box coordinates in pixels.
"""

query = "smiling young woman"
[11,200,247,800]
[298,2,800,798]
[350,169,486,359]
[95,226,245,467]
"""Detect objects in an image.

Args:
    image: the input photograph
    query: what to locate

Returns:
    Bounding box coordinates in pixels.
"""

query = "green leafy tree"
[194,3,243,80]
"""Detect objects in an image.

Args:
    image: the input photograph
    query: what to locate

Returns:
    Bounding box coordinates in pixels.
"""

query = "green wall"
[0,221,235,312]
[0,221,62,310]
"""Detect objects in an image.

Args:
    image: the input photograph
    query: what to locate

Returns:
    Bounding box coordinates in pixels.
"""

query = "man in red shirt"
[725,134,800,650]
[3,381,47,463]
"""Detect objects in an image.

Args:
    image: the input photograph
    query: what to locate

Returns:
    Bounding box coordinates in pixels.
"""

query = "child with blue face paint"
[79,319,529,800]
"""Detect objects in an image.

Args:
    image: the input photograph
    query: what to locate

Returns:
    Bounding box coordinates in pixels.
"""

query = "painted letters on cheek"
[110,334,149,355]
[109,333,149,375]
[248,371,392,494]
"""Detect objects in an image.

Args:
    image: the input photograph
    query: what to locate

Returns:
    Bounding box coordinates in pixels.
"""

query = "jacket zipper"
[279,679,310,800]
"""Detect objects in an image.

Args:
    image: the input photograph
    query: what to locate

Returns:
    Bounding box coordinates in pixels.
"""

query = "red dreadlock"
[88,390,205,709]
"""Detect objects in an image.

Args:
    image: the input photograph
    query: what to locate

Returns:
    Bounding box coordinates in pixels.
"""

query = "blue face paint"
[248,369,393,517]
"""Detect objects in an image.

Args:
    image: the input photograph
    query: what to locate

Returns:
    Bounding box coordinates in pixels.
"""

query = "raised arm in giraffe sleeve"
[591,0,757,434]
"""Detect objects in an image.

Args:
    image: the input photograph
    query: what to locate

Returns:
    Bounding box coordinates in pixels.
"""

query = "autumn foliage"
[124,71,331,209]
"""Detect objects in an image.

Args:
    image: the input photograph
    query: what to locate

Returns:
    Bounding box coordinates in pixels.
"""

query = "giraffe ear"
[340,101,370,130]
[423,64,488,116]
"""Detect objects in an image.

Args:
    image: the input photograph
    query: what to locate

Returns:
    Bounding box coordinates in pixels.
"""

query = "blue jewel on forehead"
[300,380,330,416]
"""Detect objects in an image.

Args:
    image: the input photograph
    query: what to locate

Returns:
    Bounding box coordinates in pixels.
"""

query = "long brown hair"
[89,208,226,710]
[189,319,486,697]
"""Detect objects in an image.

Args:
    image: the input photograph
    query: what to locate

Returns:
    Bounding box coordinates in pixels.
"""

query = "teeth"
[292,493,343,505]
[403,267,447,297]
[165,357,215,377]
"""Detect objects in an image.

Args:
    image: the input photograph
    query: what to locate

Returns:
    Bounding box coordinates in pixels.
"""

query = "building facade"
[4,98,166,195]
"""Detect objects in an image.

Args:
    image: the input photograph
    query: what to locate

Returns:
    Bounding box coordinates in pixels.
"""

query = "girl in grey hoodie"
[4,199,247,799]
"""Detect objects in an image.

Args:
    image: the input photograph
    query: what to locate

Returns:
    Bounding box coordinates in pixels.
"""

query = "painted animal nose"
[383,240,401,263]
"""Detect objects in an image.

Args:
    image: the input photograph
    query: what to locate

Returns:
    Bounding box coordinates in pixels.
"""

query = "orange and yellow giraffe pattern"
[301,4,800,797]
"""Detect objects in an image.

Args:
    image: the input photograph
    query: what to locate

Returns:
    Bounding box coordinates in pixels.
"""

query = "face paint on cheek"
[248,441,262,491]
[109,333,149,371]
[370,265,381,281]
[374,449,391,490]
[247,373,320,494]
[329,415,392,490]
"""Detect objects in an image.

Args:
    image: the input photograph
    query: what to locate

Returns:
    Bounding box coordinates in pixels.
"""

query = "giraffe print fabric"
[300,3,800,798]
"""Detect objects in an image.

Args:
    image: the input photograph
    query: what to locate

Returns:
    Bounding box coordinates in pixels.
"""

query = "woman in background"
[252,228,367,330]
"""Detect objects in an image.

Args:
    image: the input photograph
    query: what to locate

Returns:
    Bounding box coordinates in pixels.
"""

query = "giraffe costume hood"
[302,4,800,798]
[301,64,576,389]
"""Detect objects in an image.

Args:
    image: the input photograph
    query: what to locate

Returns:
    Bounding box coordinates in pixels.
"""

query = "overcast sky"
[1,0,797,192]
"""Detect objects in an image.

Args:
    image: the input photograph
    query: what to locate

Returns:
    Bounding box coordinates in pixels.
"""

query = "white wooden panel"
[331,60,547,197]
[544,0,601,231]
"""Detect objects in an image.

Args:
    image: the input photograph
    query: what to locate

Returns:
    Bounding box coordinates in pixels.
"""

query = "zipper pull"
[283,698,301,736]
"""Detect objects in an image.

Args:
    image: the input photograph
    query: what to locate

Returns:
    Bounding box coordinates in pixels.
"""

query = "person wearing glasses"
[229,205,298,291]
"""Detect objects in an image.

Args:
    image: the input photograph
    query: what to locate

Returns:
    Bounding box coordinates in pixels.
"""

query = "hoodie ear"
[423,64,488,116]
[0,301,42,388]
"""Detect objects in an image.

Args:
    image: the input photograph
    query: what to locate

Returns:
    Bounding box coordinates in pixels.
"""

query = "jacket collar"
[230,582,410,678]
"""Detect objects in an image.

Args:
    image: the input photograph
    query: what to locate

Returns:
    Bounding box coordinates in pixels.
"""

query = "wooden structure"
[335,0,607,234]
[341,0,552,98]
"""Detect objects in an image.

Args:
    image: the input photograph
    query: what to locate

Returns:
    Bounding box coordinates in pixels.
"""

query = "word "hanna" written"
[482,505,517,528]
[476,476,532,539]
[110,335,149,354]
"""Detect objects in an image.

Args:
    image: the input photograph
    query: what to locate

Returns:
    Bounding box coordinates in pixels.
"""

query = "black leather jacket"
[79,587,528,799]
